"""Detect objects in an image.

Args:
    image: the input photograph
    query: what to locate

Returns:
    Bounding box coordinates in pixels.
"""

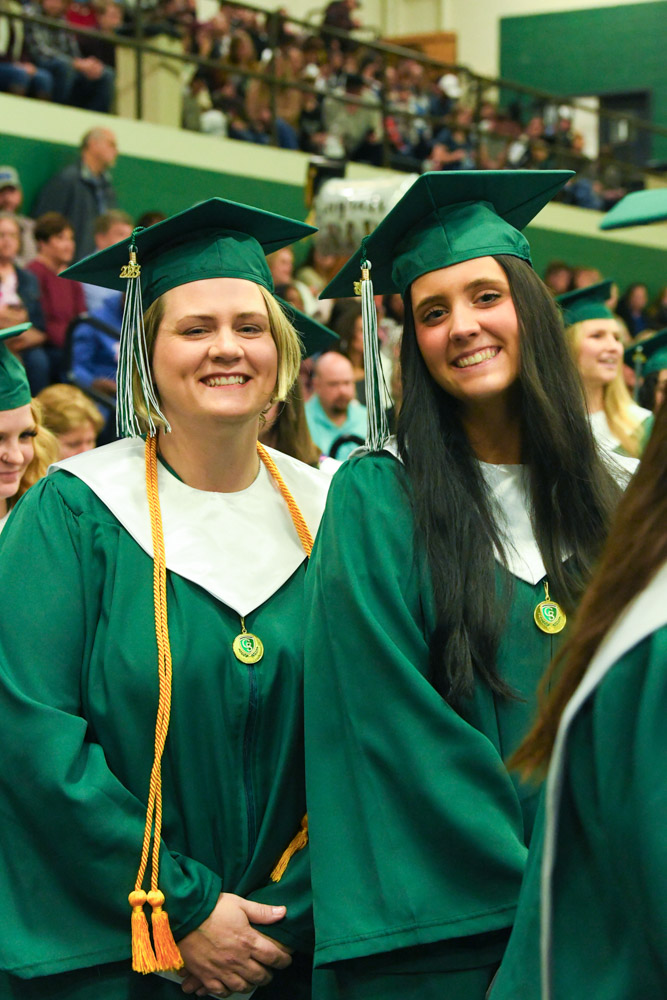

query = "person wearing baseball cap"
[0,166,37,266]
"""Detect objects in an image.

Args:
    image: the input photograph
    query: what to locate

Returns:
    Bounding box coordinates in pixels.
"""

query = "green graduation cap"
[276,298,339,358]
[0,324,32,411]
[320,170,574,300]
[600,189,667,230]
[624,328,667,378]
[556,280,615,326]
[60,198,317,438]
[62,198,317,305]
[319,170,573,451]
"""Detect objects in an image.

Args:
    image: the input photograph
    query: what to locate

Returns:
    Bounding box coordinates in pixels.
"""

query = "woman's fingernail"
[272,905,286,914]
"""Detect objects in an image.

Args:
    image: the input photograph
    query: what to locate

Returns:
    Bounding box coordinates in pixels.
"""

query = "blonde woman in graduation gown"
[0,200,330,1000]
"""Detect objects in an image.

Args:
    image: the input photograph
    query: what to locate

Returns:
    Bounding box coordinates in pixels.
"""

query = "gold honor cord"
[232,443,314,665]
[130,438,314,974]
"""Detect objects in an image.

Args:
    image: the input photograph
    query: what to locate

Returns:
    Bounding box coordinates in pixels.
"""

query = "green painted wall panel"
[5,135,306,223]
[500,2,667,159]
[527,224,666,298]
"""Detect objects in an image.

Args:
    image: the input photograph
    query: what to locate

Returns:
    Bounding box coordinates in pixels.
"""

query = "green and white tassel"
[116,230,170,439]
[630,344,646,403]
[357,239,390,451]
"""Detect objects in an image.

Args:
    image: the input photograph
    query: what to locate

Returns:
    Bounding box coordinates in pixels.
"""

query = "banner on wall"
[314,174,419,257]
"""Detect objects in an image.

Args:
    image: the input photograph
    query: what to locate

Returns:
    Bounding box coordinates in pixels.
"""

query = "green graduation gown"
[491,561,667,1000]
[303,450,569,1000]
[0,438,330,1000]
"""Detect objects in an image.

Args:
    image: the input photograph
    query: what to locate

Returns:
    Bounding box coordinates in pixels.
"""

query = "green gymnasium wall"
[500,2,667,161]
[2,94,666,296]
[4,137,308,226]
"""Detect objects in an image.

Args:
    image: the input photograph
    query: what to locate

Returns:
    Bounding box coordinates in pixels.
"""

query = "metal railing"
[3,3,666,192]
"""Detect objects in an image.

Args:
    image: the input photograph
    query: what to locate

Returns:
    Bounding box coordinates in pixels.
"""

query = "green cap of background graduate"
[624,328,667,378]
[59,198,317,438]
[276,298,339,358]
[599,189,667,230]
[0,324,32,411]
[320,169,574,300]
[556,280,615,326]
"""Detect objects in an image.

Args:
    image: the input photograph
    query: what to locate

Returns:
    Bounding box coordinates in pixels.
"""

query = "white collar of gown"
[382,437,559,585]
[52,437,331,616]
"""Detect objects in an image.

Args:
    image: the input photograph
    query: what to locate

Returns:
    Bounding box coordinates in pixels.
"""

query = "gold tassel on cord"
[270,815,309,883]
[129,890,157,974]
[149,890,184,970]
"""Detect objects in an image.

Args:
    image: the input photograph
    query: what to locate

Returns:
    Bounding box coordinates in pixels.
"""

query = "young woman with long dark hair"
[490,394,667,1000]
[302,171,627,1000]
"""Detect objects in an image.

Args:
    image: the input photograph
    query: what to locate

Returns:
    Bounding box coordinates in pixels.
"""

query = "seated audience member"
[0,213,49,393]
[296,242,338,298]
[136,210,166,229]
[82,209,133,312]
[25,0,114,111]
[425,106,476,171]
[78,0,123,67]
[274,282,305,312]
[616,282,651,339]
[32,128,118,261]
[648,286,667,331]
[0,167,37,267]
[305,351,367,461]
[322,72,384,166]
[36,382,104,458]
[268,246,316,314]
[0,326,59,534]
[335,300,393,407]
[70,289,120,396]
[0,0,53,100]
[28,212,85,382]
[543,260,573,296]
[571,265,602,289]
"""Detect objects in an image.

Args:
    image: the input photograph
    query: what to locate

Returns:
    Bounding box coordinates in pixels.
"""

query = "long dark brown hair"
[397,254,621,709]
[259,383,321,468]
[512,399,667,779]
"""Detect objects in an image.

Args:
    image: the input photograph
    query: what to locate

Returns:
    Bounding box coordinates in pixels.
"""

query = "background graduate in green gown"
[303,171,627,1000]
[491,393,667,1000]
[557,280,652,461]
[0,201,331,1000]
[0,323,58,531]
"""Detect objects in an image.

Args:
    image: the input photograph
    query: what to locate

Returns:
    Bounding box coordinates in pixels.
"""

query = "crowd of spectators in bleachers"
[0,0,650,209]
[1,124,664,463]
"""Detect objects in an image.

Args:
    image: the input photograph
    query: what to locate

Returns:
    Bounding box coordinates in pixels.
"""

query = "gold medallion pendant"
[233,617,264,664]
[534,581,567,635]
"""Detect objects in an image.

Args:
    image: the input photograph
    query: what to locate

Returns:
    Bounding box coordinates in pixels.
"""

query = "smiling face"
[575,318,623,390]
[0,404,35,507]
[151,277,278,432]
[0,216,20,264]
[411,256,521,408]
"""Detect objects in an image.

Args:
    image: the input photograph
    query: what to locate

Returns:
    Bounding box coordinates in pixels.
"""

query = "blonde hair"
[9,399,60,510]
[37,383,105,436]
[567,319,643,458]
[133,285,302,435]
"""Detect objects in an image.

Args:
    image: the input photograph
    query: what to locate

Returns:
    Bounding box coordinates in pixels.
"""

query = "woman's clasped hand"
[178,893,293,997]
